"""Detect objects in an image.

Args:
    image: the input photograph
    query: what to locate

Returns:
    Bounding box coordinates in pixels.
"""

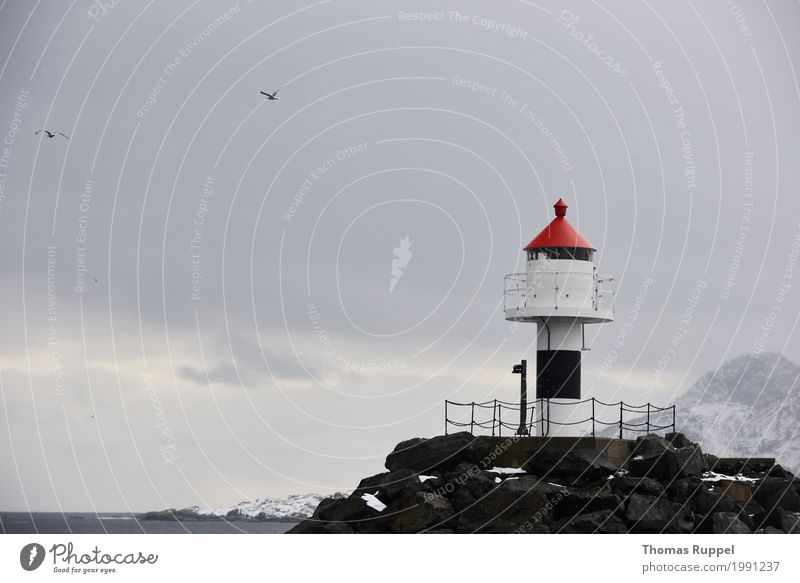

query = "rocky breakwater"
[288,432,800,534]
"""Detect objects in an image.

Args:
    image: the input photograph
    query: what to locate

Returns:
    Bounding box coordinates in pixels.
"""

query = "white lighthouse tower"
[504,199,614,437]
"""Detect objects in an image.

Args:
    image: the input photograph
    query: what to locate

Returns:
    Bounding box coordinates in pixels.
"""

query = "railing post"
[445,401,448,435]
[672,405,676,433]
[646,403,651,434]
[619,402,623,439]
[492,399,497,437]
[470,402,475,435]
[498,405,502,437]
[529,402,534,435]
[591,398,596,437]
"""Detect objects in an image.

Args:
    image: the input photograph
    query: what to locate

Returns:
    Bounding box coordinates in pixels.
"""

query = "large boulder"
[457,476,556,533]
[385,433,491,473]
[753,478,800,512]
[552,487,621,520]
[666,477,703,503]
[634,434,674,457]
[313,495,380,524]
[624,494,693,533]
[353,469,428,502]
[629,445,706,481]
[664,433,695,449]
[608,475,664,497]
[380,492,456,534]
[522,448,617,483]
[709,512,752,534]
[554,509,627,534]
[780,510,800,534]
[445,463,500,512]
[692,484,737,514]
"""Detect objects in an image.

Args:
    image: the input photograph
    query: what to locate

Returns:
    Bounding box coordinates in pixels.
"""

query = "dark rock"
[738,497,766,518]
[735,498,765,531]
[714,458,776,477]
[692,484,736,514]
[385,433,491,473]
[779,510,800,534]
[513,523,550,534]
[286,520,355,534]
[666,477,703,503]
[311,497,340,519]
[609,476,664,497]
[764,526,785,534]
[384,492,456,533]
[457,476,553,533]
[665,432,694,449]
[624,494,692,533]
[753,478,800,512]
[448,465,499,512]
[633,434,673,457]
[552,487,621,520]
[523,448,617,484]
[629,445,706,481]
[554,509,627,534]
[354,469,427,502]
[753,507,784,531]
[710,512,752,534]
[314,495,380,527]
[294,433,798,534]
[764,465,795,480]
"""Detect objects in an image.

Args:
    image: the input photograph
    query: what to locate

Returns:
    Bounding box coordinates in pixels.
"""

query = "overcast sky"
[1,0,799,512]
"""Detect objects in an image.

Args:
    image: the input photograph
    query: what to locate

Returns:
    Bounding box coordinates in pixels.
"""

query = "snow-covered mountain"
[189,493,346,521]
[674,352,800,472]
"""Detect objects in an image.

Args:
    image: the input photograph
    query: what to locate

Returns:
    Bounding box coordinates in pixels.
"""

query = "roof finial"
[554,198,568,217]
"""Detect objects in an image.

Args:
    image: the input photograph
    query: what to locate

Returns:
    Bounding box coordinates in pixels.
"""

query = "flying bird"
[260,87,282,100]
[35,130,70,140]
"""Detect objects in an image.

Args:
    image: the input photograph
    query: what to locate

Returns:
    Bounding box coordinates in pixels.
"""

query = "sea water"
[1,512,297,534]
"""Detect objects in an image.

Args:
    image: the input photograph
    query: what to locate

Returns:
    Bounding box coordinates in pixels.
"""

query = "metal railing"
[445,398,675,438]
[444,399,536,437]
[503,271,615,314]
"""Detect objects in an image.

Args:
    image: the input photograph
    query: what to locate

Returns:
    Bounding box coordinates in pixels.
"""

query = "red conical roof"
[523,198,595,251]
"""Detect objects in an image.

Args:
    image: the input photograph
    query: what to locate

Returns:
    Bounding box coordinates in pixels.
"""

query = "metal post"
[646,403,651,434]
[513,360,529,435]
[445,401,448,435]
[672,406,676,433]
[591,398,596,437]
[619,402,623,439]
[528,402,534,434]
[492,399,497,437]
[470,402,475,435]
[498,405,502,437]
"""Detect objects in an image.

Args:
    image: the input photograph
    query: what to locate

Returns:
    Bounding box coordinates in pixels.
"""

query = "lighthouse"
[504,199,614,437]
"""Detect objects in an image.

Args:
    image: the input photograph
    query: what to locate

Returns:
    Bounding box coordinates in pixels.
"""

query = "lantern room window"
[527,247,594,262]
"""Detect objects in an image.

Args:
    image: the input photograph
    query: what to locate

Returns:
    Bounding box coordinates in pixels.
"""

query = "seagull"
[260,87,282,100]
[35,130,70,140]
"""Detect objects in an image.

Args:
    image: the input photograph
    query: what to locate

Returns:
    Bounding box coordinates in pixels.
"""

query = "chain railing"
[445,398,675,438]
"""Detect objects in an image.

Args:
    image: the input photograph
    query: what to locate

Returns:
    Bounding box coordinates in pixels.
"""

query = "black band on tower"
[536,350,581,399]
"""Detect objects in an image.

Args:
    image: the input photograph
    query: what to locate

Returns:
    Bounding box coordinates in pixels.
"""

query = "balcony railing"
[503,271,615,314]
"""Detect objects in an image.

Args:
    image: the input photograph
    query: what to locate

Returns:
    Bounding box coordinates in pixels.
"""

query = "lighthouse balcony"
[503,271,615,323]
